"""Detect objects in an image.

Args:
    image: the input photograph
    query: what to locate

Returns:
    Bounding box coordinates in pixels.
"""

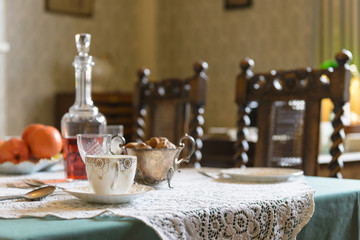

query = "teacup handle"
[109,135,127,155]
[111,161,120,191]
[174,134,196,169]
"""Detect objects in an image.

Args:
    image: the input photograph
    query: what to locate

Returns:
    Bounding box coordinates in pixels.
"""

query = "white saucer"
[221,167,304,183]
[64,184,154,204]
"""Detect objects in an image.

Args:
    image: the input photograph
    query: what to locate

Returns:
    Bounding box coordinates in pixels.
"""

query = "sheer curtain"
[317,0,360,124]
[316,0,360,66]
[0,0,9,137]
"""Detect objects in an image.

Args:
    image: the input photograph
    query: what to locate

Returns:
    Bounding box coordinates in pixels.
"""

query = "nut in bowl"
[126,134,195,188]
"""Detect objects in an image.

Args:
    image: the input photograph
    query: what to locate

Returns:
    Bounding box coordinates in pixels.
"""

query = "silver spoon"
[6,183,31,189]
[197,170,221,180]
[0,186,56,201]
[24,179,48,187]
[24,179,65,190]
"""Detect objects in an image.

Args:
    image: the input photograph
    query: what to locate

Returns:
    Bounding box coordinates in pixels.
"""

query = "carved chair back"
[234,50,352,178]
[133,61,208,167]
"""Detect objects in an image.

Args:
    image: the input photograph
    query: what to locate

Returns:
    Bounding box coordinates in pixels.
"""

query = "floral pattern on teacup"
[94,158,108,168]
[86,157,134,181]
[123,158,132,170]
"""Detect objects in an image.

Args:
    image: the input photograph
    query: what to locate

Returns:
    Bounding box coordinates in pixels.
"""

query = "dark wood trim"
[225,0,252,9]
[45,0,93,18]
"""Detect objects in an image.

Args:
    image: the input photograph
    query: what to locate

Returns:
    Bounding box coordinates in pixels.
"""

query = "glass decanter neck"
[70,33,98,114]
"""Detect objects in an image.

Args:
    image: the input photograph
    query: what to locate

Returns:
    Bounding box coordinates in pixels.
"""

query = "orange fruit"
[0,138,30,164]
[22,123,45,145]
[27,126,62,159]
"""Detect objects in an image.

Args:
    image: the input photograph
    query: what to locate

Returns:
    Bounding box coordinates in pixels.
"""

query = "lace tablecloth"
[0,168,314,240]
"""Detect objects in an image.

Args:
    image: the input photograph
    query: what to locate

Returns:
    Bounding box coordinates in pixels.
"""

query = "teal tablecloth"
[0,176,359,240]
[0,216,160,240]
[298,176,360,240]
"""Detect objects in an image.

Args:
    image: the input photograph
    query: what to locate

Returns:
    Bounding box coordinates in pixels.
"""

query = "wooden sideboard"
[55,92,134,140]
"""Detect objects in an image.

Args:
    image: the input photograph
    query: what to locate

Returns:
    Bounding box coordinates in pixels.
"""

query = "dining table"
[0,164,358,240]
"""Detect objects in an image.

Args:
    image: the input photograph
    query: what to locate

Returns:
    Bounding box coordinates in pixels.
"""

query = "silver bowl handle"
[175,134,196,168]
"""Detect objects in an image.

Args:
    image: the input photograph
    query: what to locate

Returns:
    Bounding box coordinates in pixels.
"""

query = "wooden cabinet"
[55,92,134,140]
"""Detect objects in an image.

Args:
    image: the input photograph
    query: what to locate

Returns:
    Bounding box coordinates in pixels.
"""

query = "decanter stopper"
[75,33,91,56]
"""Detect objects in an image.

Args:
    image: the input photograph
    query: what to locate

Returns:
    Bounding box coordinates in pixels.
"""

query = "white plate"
[64,184,154,204]
[221,167,304,183]
[0,155,62,174]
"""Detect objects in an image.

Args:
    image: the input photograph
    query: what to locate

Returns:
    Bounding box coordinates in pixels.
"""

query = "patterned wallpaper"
[4,0,141,136]
[3,0,316,137]
[156,0,316,128]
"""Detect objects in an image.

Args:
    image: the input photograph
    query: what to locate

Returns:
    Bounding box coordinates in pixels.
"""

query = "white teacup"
[85,155,137,195]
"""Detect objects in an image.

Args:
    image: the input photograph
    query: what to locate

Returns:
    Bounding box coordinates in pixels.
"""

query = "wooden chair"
[132,60,208,167]
[234,50,352,178]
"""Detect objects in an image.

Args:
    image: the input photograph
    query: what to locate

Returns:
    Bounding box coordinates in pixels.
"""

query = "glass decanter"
[61,33,107,180]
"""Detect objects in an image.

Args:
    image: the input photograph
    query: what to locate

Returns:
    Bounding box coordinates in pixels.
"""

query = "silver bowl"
[126,134,195,188]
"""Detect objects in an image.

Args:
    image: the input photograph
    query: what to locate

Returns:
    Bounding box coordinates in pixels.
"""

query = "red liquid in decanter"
[63,137,87,180]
